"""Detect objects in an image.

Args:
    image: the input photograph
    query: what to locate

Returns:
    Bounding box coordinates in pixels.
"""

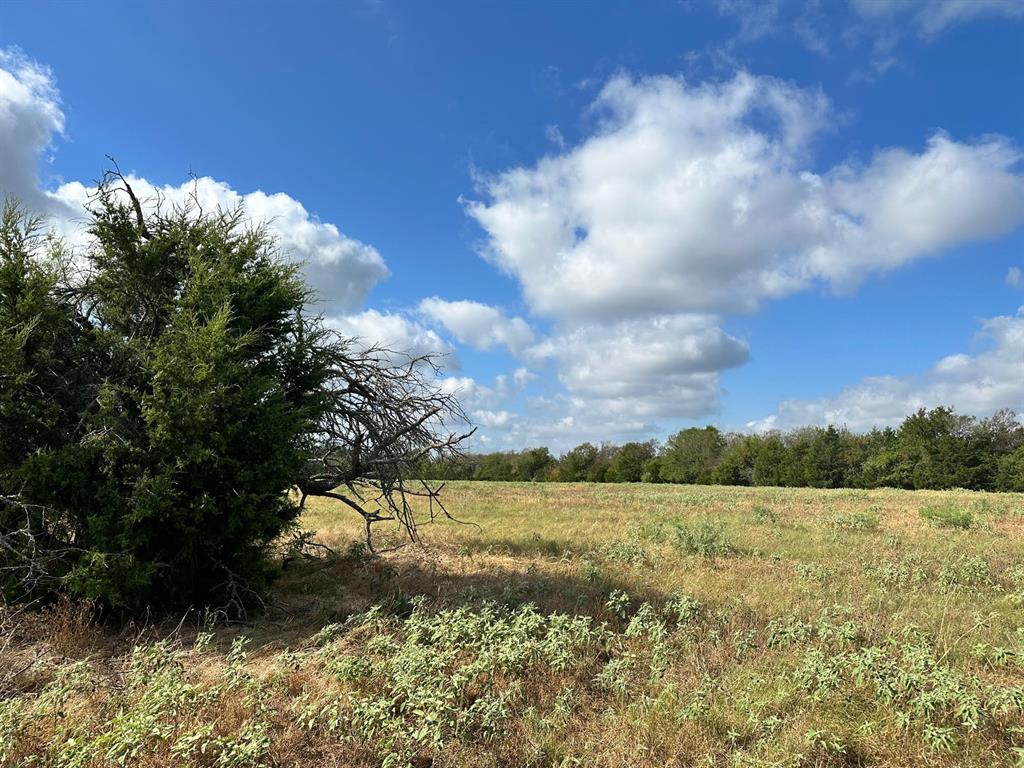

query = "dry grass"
[2,482,1023,767]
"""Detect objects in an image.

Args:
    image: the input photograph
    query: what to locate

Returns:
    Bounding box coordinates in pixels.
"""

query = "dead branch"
[294,323,475,553]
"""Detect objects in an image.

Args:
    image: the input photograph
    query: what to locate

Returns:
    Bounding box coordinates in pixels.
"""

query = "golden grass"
[2,482,1023,767]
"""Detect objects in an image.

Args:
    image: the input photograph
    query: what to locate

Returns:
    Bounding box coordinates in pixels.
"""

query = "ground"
[2,482,1023,767]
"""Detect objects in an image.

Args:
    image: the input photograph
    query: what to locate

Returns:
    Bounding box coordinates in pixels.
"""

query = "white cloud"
[853,0,1024,36]
[544,124,566,149]
[438,367,533,413]
[748,307,1024,432]
[820,134,1024,287]
[512,366,535,387]
[418,297,535,353]
[477,392,657,452]
[713,0,828,53]
[1008,266,1023,288]
[467,72,1024,322]
[528,314,748,420]
[0,49,79,226]
[0,48,388,313]
[464,71,1024,434]
[716,0,783,42]
[328,309,453,361]
[472,409,514,428]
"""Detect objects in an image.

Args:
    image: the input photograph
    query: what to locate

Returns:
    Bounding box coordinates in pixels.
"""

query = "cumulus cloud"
[528,314,749,420]
[438,368,532,411]
[418,297,535,353]
[0,48,388,313]
[473,392,657,452]
[328,309,453,361]
[748,307,1024,432]
[852,0,1024,36]
[472,409,514,428]
[468,72,1024,323]
[463,71,1024,431]
[0,49,79,224]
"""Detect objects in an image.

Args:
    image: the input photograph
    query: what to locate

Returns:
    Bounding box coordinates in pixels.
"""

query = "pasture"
[2,482,1023,767]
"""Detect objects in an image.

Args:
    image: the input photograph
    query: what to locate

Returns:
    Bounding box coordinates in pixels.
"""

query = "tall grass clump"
[920,505,975,530]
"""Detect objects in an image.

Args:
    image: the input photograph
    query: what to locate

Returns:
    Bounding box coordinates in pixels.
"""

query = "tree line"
[422,407,1024,492]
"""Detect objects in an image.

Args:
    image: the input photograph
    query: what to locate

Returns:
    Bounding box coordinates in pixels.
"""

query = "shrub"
[1,183,465,612]
[671,520,736,558]
[751,505,778,524]
[938,555,990,589]
[0,191,329,612]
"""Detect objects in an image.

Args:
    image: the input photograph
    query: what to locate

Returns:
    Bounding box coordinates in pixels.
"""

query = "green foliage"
[557,442,617,482]
[0,192,332,611]
[920,504,976,530]
[996,445,1024,491]
[605,441,657,483]
[640,456,664,483]
[751,505,778,524]
[432,406,1024,493]
[938,555,991,590]
[660,426,726,484]
[599,539,653,568]
[670,519,736,558]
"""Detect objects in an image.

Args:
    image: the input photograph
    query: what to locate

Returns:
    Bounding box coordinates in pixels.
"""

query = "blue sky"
[2,0,1023,450]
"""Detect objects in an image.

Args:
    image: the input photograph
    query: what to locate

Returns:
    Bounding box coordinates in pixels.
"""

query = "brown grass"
[2,482,1023,767]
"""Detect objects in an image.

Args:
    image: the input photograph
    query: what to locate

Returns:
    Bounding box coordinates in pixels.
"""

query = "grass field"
[3,482,1024,767]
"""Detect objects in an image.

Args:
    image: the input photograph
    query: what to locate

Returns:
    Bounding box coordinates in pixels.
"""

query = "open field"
[2,482,1024,767]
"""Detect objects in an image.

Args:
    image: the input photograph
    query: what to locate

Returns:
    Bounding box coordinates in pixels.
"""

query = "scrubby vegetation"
[425,409,1024,492]
[2,482,1022,767]
[0,185,468,614]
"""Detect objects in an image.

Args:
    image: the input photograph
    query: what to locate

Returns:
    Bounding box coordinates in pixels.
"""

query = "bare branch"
[294,321,476,553]
[103,155,151,239]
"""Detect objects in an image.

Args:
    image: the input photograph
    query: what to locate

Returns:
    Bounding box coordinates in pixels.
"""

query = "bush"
[1,183,467,613]
[0,193,329,612]
[939,555,990,589]
[671,520,736,558]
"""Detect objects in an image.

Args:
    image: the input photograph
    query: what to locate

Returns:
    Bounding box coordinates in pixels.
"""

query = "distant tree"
[587,443,618,482]
[474,452,515,481]
[514,447,555,481]
[977,409,1024,454]
[711,434,756,486]
[802,426,856,488]
[661,427,726,484]
[857,427,899,488]
[425,408,1024,493]
[606,441,657,482]
[751,433,787,486]
[558,442,599,482]
[641,456,664,483]
[996,444,1024,491]
[891,407,988,490]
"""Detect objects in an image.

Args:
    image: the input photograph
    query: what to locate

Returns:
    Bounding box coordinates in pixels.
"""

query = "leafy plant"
[671,520,736,558]
[751,505,778,524]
